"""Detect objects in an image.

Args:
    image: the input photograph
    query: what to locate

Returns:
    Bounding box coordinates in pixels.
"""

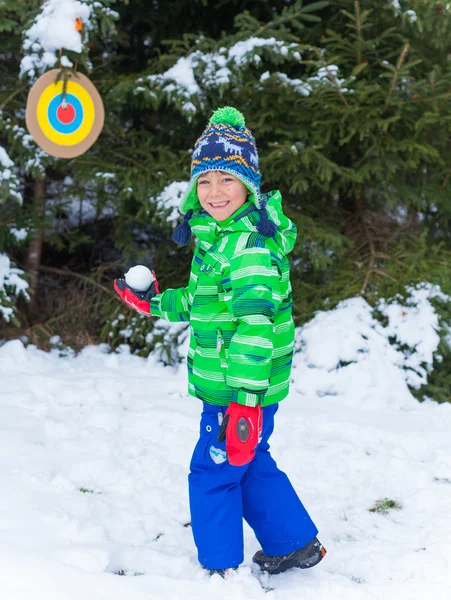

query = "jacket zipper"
[216,328,224,353]
[216,328,227,375]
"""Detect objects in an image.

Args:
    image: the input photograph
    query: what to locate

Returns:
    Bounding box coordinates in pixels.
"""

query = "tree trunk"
[25,176,46,310]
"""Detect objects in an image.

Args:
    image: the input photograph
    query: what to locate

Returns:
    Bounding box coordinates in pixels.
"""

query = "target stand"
[25,69,104,159]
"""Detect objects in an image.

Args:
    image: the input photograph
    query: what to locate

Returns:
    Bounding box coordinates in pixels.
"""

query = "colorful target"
[25,69,104,159]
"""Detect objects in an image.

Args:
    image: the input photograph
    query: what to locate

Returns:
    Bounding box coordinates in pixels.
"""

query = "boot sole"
[255,546,326,575]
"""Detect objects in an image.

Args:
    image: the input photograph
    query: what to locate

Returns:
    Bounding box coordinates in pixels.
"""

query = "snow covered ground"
[1,290,451,600]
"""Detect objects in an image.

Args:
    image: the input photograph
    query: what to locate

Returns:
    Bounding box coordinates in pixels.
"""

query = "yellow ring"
[37,80,95,146]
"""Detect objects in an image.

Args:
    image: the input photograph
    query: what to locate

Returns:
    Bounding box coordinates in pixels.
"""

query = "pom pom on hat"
[209,106,246,128]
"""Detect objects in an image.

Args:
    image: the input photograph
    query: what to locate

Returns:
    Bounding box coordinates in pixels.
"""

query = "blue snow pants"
[188,402,318,570]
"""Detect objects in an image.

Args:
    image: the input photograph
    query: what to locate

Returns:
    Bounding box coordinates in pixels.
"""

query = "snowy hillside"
[1,289,451,599]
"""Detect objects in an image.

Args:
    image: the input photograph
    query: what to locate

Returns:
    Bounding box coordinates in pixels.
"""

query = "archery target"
[26,69,104,158]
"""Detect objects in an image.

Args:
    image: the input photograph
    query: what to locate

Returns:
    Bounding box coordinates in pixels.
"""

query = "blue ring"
[47,93,84,134]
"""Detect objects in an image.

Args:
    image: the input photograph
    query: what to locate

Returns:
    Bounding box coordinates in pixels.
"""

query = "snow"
[45,177,116,231]
[20,0,118,81]
[405,10,418,22]
[378,285,447,388]
[1,284,451,598]
[391,1,418,21]
[0,145,22,203]
[1,120,49,177]
[95,172,115,180]
[20,0,92,79]
[145,37,350,113]
[159,56,200,97]
[0,146,14,169]
[0,253,29,321]
[153,181,189,226]
[261,71,313,97]
[227,38,298,66]
[309,65,351,93]
[146,38,302,112]
[260,63,352,98]
[9,228,28,242]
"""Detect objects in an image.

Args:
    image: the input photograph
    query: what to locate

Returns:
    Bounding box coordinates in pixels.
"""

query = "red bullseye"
[57,103,76,124]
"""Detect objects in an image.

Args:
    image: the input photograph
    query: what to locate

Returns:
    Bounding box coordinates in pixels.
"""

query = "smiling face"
[196,170,249,220]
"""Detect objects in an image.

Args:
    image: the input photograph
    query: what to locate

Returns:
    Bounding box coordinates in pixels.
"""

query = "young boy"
[114,107,326,576]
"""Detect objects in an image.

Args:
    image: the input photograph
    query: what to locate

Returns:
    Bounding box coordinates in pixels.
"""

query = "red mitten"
[217,402,262,466]
[113,271,159,316]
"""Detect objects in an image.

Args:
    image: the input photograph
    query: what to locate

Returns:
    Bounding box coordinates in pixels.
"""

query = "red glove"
[113,272,160,316]
[217,402,262,466]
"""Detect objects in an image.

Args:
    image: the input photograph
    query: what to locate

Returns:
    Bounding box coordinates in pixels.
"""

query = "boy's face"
[197,171,249,220]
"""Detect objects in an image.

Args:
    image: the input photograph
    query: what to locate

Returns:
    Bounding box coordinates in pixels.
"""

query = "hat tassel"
[256,204,277,237]
[172,210,193,246]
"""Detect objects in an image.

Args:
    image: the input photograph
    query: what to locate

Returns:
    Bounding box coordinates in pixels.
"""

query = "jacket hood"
[188,190,297,255]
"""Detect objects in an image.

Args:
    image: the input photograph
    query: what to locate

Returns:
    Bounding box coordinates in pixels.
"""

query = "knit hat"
[173,106,276,245]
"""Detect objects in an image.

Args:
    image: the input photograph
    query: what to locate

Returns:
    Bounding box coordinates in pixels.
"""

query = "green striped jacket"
[150,190,297,407]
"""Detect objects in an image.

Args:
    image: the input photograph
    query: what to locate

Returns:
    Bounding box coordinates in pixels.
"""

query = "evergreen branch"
[254,11,304,37]
[23,296,98,342]
[73,158,120,170]
[253,1,328,38]
[372,268,396,282]
[0,85,27,111]
[429,70,439,113]
[394,258,408,268]
[355,1,362,65]
[312,47,349,107]
[37,265,115,297]
[28,323,53,338]
[440,173,450,189]
[384,43,409,111]
[104,149,155,174]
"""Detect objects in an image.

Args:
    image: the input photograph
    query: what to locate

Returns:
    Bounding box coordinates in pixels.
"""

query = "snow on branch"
[143,37,302,116]
[0,253,29,322]
[0,145,22,204]
[20,0,118,81]
[153,181,189,227]
[1,114,49,176]
[260,62,352,98]
[260,71,312,96]
[391,0,418,22]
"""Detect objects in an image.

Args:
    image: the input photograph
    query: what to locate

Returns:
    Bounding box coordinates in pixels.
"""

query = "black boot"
[204,566,238,578]
[253,537,326,575]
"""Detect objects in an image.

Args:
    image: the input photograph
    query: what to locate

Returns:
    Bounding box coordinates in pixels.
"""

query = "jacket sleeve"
[150,287,190,322]
[223,247,281,407]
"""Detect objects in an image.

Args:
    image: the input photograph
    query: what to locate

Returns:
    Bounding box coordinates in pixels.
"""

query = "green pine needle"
[369,498,402,514]
[79,487,101,494]
[209,106,246,127]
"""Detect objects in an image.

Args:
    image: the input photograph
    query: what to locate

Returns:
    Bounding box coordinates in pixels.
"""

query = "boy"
[114,106,326,576]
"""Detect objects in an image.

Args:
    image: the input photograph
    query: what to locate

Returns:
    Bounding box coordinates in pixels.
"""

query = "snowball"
[124,265,154,292]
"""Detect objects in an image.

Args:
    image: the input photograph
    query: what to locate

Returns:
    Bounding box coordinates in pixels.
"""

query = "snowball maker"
[124,265,155,292]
